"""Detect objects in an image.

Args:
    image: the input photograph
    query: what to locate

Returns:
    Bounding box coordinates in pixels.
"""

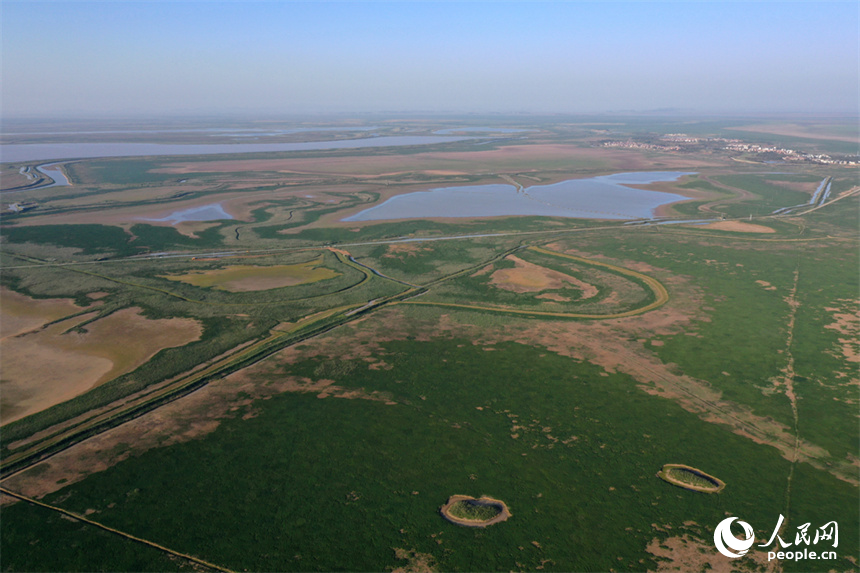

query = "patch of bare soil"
[392,548,436,573]
[470,264,493,278]
[824,301,860,364]
[383,243,434,260]
[172,221,222,238]
[1,313,112,425]
[536,293,571,303]
[694,221,776,234]
[489,255,598,298]
[0,288,83,340]
[86,292,110,300]
[0,307,202,425]
[755,280,777,291]
[647,535,775,572]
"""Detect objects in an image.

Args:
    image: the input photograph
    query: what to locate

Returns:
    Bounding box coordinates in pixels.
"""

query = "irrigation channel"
[771,176,833,215]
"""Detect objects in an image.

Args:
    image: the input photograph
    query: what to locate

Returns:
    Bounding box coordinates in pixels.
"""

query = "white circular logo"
[714,517,756,558]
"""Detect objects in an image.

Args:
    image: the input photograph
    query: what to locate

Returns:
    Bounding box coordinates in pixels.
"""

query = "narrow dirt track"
[0,487,233,573]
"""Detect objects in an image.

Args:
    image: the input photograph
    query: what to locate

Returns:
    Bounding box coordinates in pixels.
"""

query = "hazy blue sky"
[2,1,857,117]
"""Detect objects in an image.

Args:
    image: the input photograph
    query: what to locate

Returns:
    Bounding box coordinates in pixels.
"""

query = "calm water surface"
[145,203,234,224]
[433,127,533,135]
[34,162,71,187]
[0,136,474,163]
[343,171,694,221]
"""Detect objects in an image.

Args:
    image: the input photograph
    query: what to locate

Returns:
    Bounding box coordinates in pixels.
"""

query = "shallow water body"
[35,162,71,187]
[0,135,474,163]
[433,127,533,135]
[145,203,234,224]
[343,171,694,221]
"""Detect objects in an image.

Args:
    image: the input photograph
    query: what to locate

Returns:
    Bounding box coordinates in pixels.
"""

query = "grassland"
[1,117,856,572]
[446,500,502,522]
[159,257,341,292]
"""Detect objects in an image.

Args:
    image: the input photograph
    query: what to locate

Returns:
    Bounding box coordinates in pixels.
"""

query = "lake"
[433,127,533,135]
[0,135,474,163]
[342,171,694,222]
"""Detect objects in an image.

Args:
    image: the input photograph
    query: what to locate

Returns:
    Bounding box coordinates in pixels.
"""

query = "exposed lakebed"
[343,171,694,221]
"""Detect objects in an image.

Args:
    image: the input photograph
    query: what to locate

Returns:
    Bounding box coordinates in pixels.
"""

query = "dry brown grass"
[824,301,860,364]
[693,221,776,234]
[755,280,777,291]
[535,293,572,303]
[383,243,434,259]
[392,548,437,573]
[647,534,775,572]
[1,306,202,425]
[160,259,340,292]
[489,255,599,298]
[0,288,82,340]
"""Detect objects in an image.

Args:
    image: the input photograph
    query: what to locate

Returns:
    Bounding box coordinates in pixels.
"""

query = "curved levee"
[398,245,669,320]
[440,495,512,528]
[657,464,725,493]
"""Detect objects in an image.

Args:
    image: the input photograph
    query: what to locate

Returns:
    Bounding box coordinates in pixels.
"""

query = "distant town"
[600,134,859,165]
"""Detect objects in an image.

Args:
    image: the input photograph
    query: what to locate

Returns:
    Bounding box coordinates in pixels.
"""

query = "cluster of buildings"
[724,143,858,165]
[659,134,741,144]
[598,133,858,166]
[601,133,741,151]
[600,140,681,151]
